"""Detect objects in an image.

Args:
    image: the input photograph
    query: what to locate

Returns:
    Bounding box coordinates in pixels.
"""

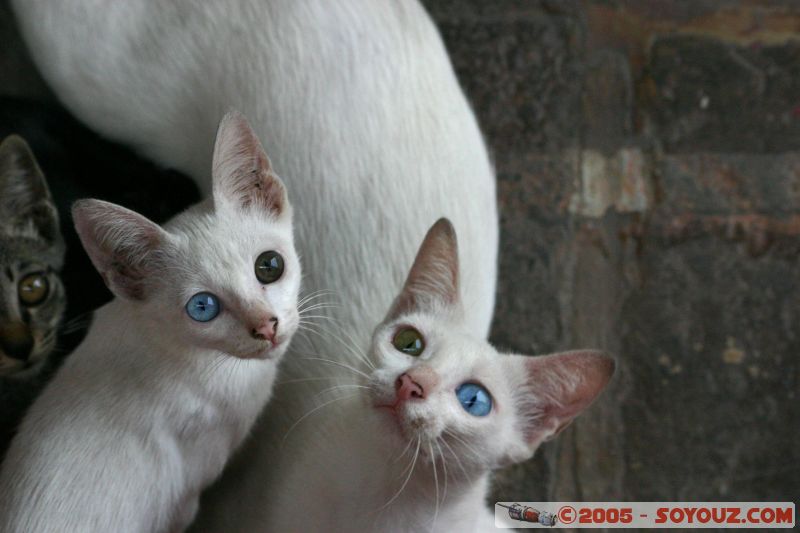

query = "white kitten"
[0,112,301,533]
[193,220,614,532]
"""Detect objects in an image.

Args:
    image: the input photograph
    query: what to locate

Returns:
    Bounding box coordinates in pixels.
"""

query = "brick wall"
[424,0,800,502]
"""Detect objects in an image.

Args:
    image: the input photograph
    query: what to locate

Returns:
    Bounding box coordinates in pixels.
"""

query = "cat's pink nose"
[395,373,425,402]
[251,316,279,342]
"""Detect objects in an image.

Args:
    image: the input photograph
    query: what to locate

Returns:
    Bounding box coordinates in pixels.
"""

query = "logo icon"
[497,503,558,527]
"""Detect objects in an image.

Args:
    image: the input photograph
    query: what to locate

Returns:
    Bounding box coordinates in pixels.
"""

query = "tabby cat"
[0,134,65,453]
[0,99,200,456]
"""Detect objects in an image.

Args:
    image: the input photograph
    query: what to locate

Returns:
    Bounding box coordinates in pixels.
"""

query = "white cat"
[0,112,301,533]
[193,219,614,532]
[10,0,499,343]
[11,1,501,528]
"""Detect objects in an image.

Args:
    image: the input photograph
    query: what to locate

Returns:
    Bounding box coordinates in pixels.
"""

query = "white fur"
[10,0,499,341]
[233,317,514,533]
[10,1,500,530]
[192,221,614,532]
[0,304,278,532]
[0,117,303,532]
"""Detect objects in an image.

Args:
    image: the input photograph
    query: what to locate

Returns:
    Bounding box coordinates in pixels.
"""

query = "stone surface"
[619,234,800,500]
[645,35,800,153]
[436,4,585,155]
[425,0,800,505]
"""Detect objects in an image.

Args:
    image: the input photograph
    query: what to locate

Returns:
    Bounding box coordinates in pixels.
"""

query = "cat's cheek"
[179,318,228,353]
[184,315,273,359]
[276,306,300,338]
[367,373,396,406]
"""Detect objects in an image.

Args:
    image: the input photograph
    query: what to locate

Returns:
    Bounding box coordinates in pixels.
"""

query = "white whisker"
[332,324,375,370]
[276,376,345,386]
[439,436,469,481]
[281,393,357,446]
[393,437,415,463]
[298,302,340,313]
[297,314,337,321]
[443,430,482,463]
[299,357,371,380]
[436,439,448,508]
[311,383,371,402]
[429,441,440,531]
[379,437,421,510]
[297,289,336,308]
[297,323,375,371]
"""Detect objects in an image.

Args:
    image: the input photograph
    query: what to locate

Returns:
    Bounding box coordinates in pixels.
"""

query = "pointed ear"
[211,110,288,217]
[503,350,615,462]
[72,199,169,301]
[386,218,460,320]
[0,135,60,243]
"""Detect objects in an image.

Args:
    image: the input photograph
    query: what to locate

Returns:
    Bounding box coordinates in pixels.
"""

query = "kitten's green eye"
[18,273,49,306]
[255,251,284,284]
[392,327,425,356]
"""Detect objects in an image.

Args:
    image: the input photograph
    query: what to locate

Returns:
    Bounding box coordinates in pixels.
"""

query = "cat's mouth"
[374,401,431,440]
[232,317,299,361]
[375,402,399,416]
[374,403,406,436]
[234,332,293,360]
[235,341,278,360]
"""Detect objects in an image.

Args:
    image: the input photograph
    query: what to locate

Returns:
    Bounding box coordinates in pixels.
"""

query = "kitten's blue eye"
[456,383,492,417]
[186,292,221,322]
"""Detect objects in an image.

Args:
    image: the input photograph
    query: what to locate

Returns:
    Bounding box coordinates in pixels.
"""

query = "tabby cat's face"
[0,238,65,376]
[0,136,65,377]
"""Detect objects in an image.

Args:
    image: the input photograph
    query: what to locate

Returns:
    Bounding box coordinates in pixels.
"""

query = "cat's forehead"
[168,205,292,254]
[0,234,63,270]
[436,337,502,383]
[217,211,291,248]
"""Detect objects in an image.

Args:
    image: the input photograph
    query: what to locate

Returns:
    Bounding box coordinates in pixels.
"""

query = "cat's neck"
[60,298,277,456]
[272,394,493,532]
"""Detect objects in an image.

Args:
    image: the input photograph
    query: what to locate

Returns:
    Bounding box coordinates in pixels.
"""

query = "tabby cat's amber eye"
[392,327,425,356]
[255,251,284,284]
[18,273,49,306]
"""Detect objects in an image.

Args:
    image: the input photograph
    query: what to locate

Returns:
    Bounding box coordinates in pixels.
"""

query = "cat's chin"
[232,344,279,361]
[374,403,444,451]
[231,338,291,361]
[374,403,414,441]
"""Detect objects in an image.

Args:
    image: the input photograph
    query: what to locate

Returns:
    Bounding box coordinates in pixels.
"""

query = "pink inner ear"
[73,199,166,301]
[229,150,284,214]
[212,111,286,216]
[387,218,460,319]
[520,350,615,445]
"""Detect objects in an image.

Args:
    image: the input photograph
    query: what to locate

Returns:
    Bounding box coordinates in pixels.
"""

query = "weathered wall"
[424,0,800,503]
[1,0,797,504]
